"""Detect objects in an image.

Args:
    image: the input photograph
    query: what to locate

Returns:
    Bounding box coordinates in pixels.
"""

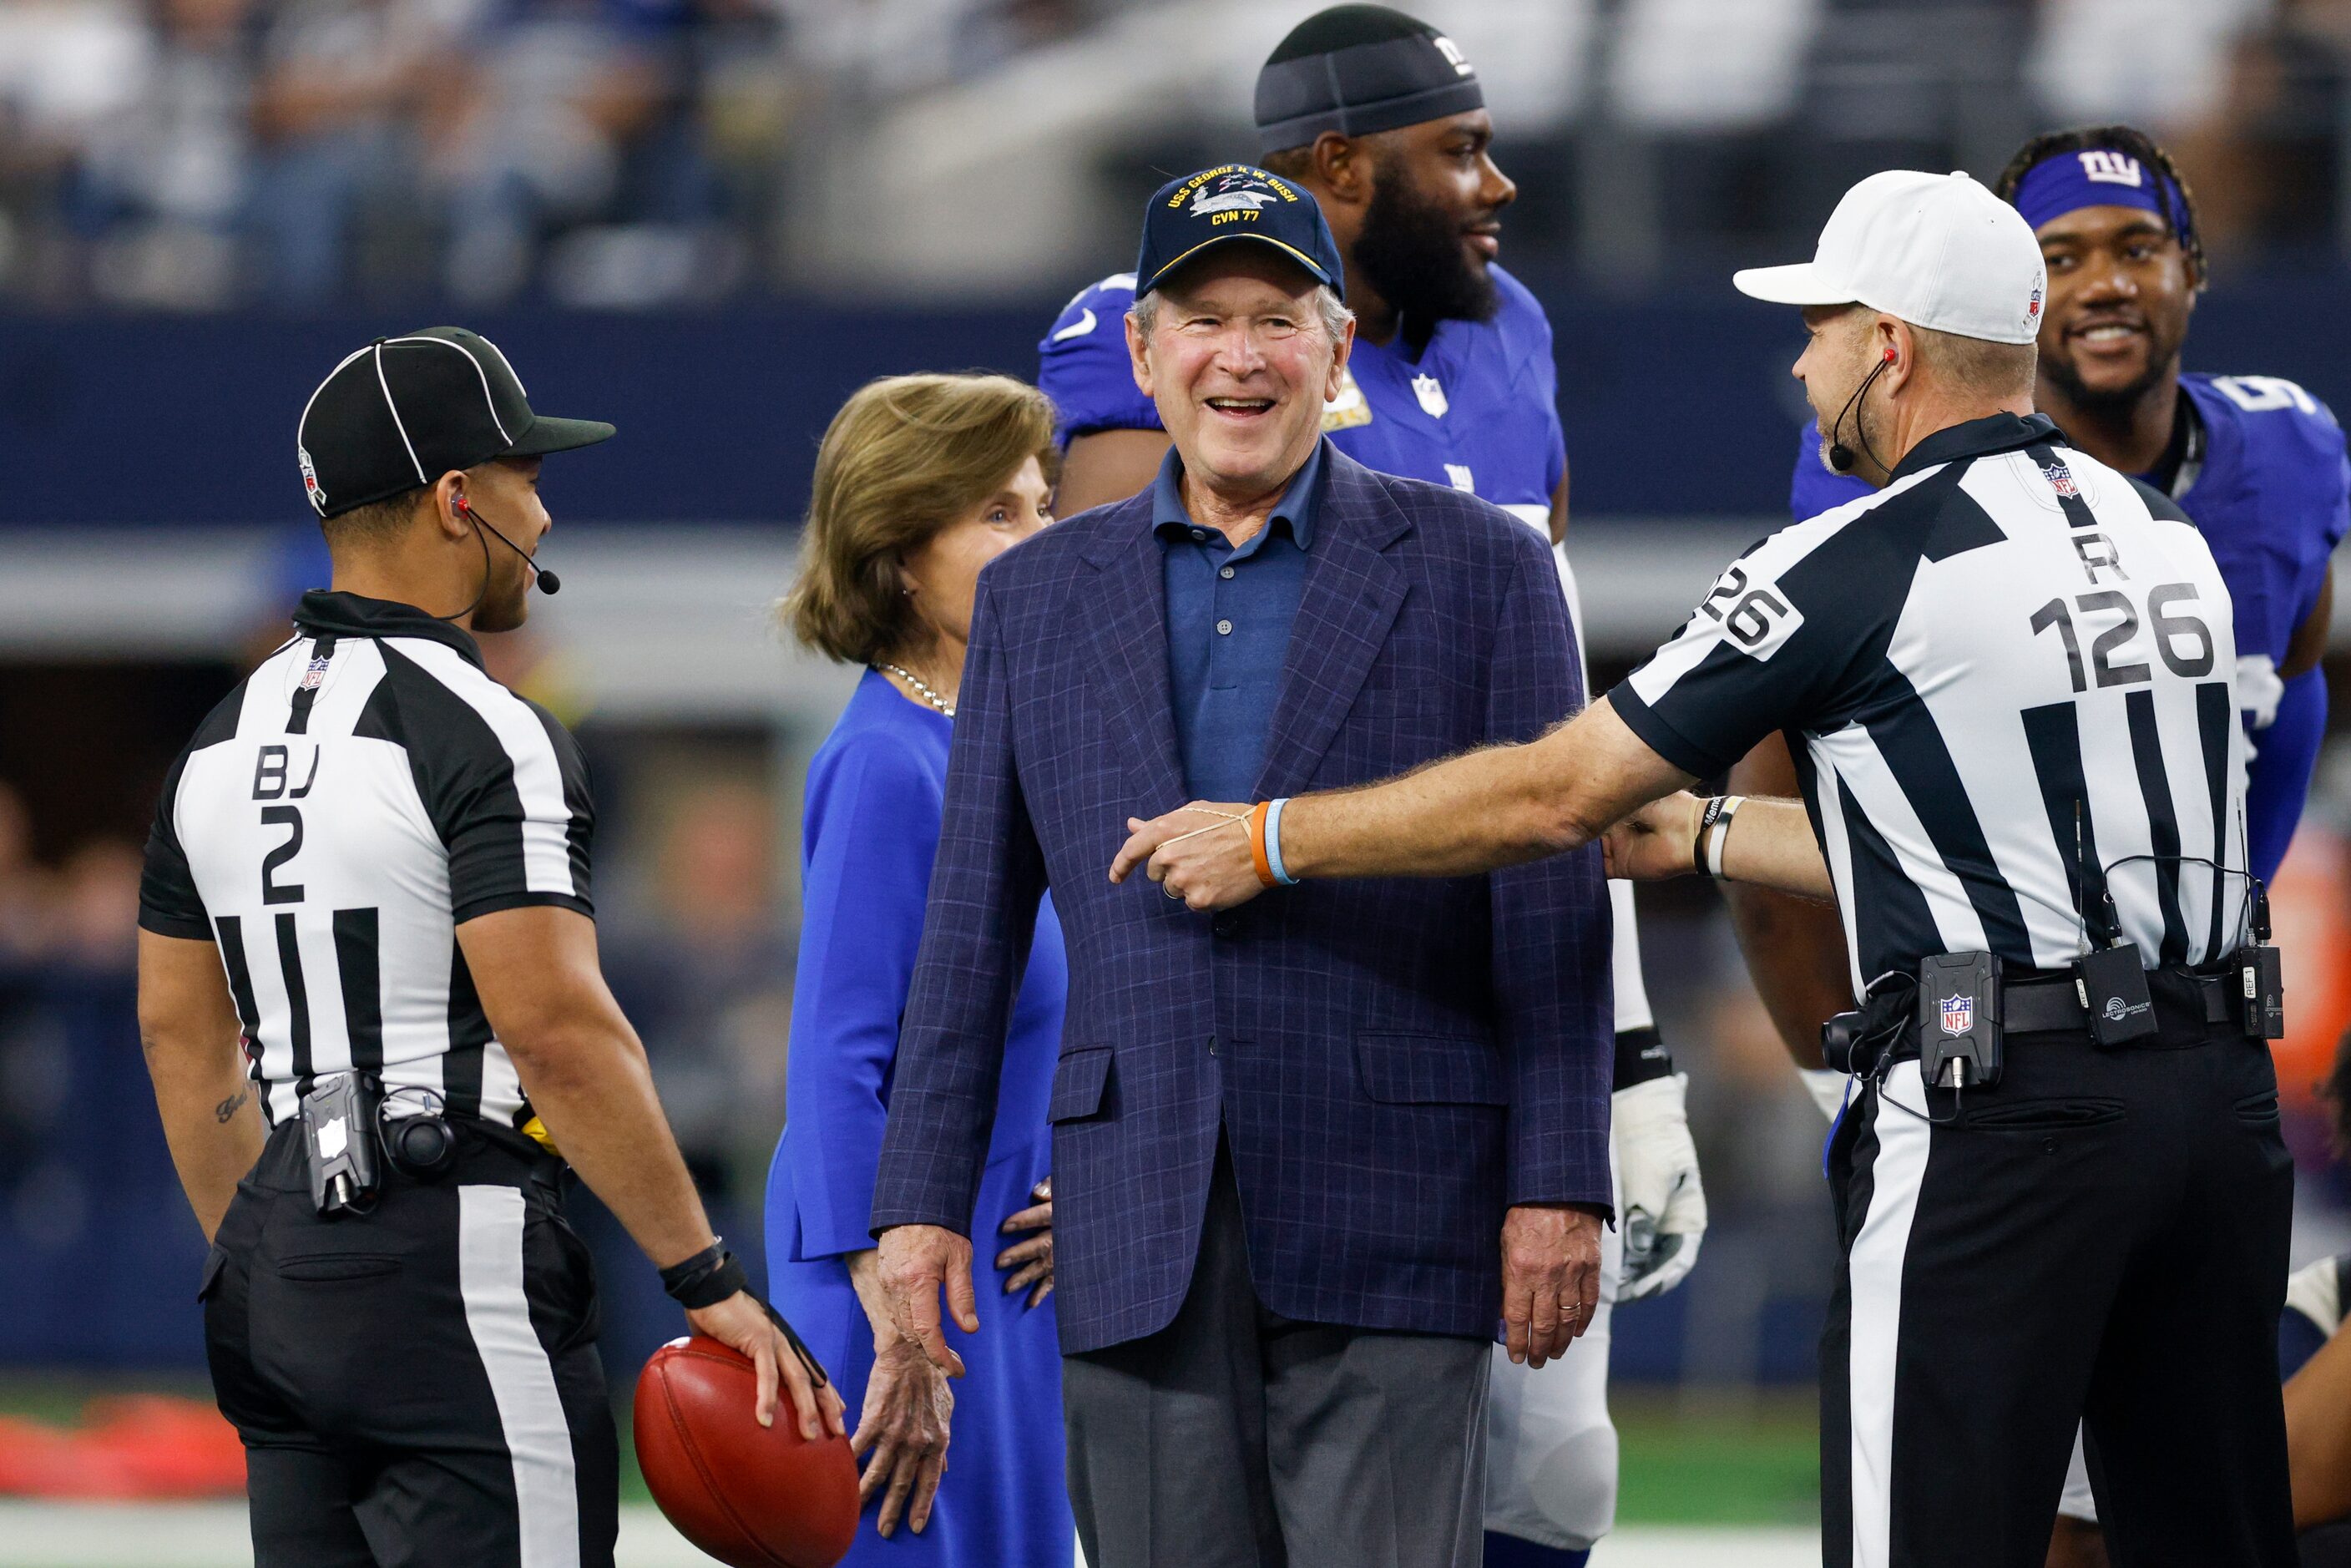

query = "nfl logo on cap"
[1939,994,1974,1036]
[298,447,326,515]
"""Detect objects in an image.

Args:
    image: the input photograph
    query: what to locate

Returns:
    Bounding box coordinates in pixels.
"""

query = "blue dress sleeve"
[784,728,945,1259]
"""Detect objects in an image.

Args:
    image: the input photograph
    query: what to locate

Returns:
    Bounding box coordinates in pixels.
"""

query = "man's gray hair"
[1130,283,1353,346]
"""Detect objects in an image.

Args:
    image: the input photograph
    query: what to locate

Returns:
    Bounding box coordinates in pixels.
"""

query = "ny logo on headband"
[2077,150,2144,187]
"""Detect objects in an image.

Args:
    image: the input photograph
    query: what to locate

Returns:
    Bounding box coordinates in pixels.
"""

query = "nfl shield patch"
[1939,994,1974,1036]
[300,654,331,691]
[1412,373,1449,418]
[2042,462,2078,498]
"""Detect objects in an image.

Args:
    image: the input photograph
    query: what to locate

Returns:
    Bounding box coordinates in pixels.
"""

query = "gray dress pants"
[1062,1138,1491,1568]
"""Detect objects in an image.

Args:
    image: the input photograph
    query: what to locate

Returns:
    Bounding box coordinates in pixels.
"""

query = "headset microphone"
[455,496,560,594]
[1826,348,1898,475]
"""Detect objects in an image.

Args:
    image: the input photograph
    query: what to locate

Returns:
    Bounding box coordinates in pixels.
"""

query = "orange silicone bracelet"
[1247,800,1276,888]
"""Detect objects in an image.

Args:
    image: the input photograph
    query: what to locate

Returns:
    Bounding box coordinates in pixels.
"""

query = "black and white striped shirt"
[1613,412,2249,994]
[139,591,594,1130]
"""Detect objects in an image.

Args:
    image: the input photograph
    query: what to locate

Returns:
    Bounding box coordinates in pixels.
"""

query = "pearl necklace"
[878,664,955,718]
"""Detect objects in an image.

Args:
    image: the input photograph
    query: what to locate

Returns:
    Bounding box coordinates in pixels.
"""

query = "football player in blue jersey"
[1738,124,2348,1568]
[1039,10,1705,1566]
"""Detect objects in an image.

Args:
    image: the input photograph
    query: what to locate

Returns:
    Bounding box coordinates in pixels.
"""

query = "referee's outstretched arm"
[461,903,846,1442]
[138,930,266,1244]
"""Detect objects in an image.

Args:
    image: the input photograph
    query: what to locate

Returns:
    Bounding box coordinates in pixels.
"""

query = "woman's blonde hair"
[781,372,1059,666]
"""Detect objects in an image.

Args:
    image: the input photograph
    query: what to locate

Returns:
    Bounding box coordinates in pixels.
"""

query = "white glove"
[1798,1067,1853,1123]
[1613,1071,1706,1301]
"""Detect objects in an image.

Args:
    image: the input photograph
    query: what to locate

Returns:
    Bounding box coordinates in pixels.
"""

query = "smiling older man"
[867,165,1614,1568]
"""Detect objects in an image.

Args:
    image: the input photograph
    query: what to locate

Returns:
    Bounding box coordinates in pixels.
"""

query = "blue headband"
[2012,146,2187,242]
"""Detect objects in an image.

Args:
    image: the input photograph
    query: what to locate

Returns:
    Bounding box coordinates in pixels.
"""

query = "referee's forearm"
[138,931,265,1242]
[143,1045,265,1244]
[1284,737,1579,881]
[506,1023,719,1272]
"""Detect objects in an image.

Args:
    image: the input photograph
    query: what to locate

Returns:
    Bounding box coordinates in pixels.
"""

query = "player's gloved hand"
[1613,1071,1706,1301]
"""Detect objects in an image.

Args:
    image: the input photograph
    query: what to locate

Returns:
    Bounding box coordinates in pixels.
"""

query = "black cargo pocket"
[1965,1098,2125,1132]
[1355,1033,1508,1105]
[274,1252,402,1282]
[1049,1049,1113,1123]
[197,1242,230,1303]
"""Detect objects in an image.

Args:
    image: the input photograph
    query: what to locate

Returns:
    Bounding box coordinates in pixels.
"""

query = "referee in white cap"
[1113,172,2293,1568]
[134,330,842,1567]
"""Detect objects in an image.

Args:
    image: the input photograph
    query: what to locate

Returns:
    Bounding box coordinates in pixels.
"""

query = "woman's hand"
[850,1334,954,1535]
[997,1177,1054,1307]
[846,1248,954,1536]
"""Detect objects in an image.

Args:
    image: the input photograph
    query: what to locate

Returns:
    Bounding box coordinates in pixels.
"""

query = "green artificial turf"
[1613,1390,1822,1525]
[2,1378,1821,1528]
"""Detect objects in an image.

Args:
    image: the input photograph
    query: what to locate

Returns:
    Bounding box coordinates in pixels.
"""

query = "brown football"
[634,1335,857,1568]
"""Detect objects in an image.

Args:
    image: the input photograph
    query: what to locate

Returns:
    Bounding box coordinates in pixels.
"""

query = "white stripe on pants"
[458,1184,581,1568]
[1848,1060,1932,1568]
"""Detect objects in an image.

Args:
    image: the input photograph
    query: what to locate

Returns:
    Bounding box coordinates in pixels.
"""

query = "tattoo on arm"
[215,1087,250,1124]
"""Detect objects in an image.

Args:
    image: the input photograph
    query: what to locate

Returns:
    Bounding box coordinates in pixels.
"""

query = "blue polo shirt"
[1154,438,1326,802]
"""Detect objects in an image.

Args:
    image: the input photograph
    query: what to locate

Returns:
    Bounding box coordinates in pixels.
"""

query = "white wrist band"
[1703,795,1745,879]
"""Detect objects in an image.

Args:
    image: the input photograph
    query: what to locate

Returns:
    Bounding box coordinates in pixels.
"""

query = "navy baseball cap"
[1133,165,1345,301]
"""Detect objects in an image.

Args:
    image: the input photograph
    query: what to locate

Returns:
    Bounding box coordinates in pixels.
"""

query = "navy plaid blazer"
[870,445,1613,1354]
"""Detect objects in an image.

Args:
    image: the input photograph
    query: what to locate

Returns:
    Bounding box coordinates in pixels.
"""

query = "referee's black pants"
[1822,973,2295,1568]
[202,1118,619,1568]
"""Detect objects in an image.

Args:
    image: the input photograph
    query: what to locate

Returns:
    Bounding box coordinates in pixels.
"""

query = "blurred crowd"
[11,0,2351,307]
[0,0,1095,309]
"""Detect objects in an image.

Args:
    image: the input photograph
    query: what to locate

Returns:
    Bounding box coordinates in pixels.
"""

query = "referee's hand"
[686,1292,846,1443]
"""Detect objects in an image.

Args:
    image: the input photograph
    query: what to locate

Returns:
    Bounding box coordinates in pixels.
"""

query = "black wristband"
[1612,1026,1675,1090]
[661,1247,836,1391]
[660,1243,746,1309]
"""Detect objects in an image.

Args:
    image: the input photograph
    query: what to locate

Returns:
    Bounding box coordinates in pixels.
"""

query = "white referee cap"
[1734,169,2048,346]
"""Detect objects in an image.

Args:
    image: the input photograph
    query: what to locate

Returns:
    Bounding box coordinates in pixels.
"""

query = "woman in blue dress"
[767,372,1070,1563]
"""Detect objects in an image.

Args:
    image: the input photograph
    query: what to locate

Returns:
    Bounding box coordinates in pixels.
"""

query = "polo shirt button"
[1191,529,1208,541]
[1220,566,1235,579]
[1216,620,1233,635]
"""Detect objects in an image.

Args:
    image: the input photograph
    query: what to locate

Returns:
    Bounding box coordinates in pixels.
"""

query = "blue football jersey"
[1037,264,1567,528]
[1787,372,2349,878]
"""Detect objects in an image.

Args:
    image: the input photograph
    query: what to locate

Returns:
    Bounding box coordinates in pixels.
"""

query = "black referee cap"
[1255,4,1484,157]
[296,328,614,519]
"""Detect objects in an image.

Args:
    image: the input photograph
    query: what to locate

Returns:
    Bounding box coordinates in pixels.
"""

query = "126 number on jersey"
[2029,583,2214,693]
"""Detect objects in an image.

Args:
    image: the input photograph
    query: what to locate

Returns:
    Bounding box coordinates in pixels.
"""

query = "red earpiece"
[1883,348,1897,362]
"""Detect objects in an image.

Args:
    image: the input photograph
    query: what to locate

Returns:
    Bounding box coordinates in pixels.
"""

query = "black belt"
[2002,966,2236,1034]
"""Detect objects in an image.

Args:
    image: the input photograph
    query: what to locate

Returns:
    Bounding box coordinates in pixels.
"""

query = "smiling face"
[1129,248,1351,501]
[2033,203,2197,410]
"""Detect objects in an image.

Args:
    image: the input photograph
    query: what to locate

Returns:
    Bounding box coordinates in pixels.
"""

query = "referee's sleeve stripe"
[390,640,587,899]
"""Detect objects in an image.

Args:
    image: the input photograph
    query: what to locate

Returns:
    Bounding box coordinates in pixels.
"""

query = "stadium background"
[3,0,2350,1561]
